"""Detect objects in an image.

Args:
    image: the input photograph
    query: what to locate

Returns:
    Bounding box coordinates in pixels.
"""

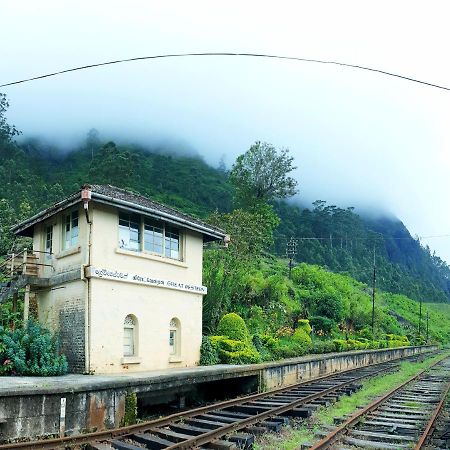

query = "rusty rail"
[414,381,450,450]
[309,353,450,450]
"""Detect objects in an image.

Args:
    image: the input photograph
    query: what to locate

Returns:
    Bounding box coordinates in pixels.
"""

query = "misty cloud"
[1,1,449,262]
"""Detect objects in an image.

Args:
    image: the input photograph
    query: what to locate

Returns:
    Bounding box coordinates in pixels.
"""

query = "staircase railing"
[0,249,53,280]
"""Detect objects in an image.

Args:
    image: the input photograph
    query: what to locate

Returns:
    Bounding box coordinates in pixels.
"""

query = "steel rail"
[308,354,450,450]
[160,365,391,450]
[0,353,416,450]
[414,381,450,450]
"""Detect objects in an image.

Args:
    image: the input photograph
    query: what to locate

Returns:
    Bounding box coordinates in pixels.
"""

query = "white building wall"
[30,200,206,374]
[88,203,205,373]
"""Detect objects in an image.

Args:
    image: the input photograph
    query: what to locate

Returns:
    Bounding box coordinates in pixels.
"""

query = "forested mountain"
[1,132,449,303]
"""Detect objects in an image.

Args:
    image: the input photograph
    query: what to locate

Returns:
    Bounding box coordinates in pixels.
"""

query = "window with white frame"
[118,211,182,260]
[119,213,140,251]
[62,210,79,250]
[169,318,180,356]
[123,315,137,357]
[144,219,164,255]
[165,227,180,260]
[45,225,53,258]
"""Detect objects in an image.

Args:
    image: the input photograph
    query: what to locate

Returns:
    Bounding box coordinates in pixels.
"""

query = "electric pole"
[418,297,423,337]
[286,237,298,279]
[371,246,376,337]
[426,311,429,343]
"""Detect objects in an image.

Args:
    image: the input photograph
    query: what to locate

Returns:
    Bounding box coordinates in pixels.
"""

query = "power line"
[1,52,450,91]
[275,234,450,242]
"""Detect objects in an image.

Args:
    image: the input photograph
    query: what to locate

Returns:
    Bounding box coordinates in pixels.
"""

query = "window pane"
[169,330,176,355]
[123,328,134,356]
[144,220,164,254]
[118,213,141,251]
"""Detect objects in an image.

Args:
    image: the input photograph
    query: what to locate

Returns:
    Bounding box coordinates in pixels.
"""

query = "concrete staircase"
[0,250,42,304]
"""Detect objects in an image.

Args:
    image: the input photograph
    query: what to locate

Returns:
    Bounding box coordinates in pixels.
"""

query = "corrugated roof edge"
[12,185,227,241]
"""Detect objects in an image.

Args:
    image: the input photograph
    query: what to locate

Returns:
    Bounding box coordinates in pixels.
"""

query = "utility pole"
[418,298,423,337]
[426,311,429,343]
[371,246,376,337]
[286,237,298,279]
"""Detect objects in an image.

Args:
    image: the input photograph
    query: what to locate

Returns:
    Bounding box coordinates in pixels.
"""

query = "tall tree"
[0,93,20,143]
[229,141,298,207]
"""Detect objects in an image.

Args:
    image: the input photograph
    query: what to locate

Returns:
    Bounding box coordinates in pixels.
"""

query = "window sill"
[115,248,188,268]
[169,356,183,363]
[121,356,142,365]
[55,246,81,259]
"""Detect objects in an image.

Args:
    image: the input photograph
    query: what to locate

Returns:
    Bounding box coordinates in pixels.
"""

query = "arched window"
[123,315,138,357]
[169,318,181,356]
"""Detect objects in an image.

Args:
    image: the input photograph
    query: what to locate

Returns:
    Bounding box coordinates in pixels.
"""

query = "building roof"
[12,184,227,242]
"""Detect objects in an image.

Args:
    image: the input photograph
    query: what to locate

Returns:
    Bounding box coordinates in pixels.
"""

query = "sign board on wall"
[85,266,207,295]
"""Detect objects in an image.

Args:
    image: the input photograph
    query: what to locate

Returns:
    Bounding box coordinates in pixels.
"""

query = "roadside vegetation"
[254,350,450,450]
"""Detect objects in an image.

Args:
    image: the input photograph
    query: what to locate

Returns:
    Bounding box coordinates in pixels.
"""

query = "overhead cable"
[1,52,450,90]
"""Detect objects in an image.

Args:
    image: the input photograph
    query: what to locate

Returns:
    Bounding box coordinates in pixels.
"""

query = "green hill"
[1,134,448,305]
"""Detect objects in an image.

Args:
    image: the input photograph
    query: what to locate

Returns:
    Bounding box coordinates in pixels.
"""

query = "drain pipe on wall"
[82,185,92,374]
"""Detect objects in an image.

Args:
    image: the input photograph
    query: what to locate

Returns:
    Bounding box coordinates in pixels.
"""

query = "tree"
[229,141,298,207]
[0,93,20,143]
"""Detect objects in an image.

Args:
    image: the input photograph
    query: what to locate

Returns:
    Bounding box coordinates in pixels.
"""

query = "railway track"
[309,355,450,450]
[0,352,435,450]
[424,389,450,450]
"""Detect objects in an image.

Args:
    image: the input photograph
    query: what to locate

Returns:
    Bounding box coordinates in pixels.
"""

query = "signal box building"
[12,185,227,374]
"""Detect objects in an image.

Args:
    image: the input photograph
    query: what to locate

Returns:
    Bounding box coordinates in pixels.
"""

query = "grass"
[254,351,450,450]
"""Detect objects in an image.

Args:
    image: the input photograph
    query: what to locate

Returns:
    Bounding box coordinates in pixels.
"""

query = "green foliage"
[203,205,280,332]
[0,93,20,143]
[0,320,68,376]
[199,336,220,365]
[206,335,261,365]
[121,392,137,427]
[310,316,335,335]
[274,199,450,304]
[230,141,298,207]
[297,319,312,334]
[217,313,250,342]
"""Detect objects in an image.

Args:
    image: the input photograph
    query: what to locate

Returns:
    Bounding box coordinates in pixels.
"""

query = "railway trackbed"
[309,355,450,450]
[0,352,439,450]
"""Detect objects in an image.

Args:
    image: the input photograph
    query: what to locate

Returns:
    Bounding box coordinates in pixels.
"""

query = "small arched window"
[123,315,138,357]
[169,318,181,356]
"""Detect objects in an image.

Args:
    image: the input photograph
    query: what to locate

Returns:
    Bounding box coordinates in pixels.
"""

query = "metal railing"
[0,249,53,280]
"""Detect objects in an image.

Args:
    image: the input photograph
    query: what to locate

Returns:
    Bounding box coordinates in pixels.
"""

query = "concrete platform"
[0,345,438,443]
[0,346,435,397]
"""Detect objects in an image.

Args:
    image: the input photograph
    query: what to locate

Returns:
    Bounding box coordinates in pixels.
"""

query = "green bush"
[297,319,312,334]
[252,334,280,361]
[333,339,348,352]
[219,346,261,364]
[199,336,220,365]
[217,313,250,342]
[208,335,261,365]
[311,340,335,354]
[0,320,68,376]
[309,316,335,335]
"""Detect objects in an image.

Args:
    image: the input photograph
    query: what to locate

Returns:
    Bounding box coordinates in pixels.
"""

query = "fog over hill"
[1,1,449,262]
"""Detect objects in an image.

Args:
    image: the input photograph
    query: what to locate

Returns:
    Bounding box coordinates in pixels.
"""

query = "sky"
[1,1,450,262]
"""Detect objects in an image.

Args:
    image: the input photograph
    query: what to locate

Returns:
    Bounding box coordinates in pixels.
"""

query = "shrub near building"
[202,313,261,365]
[0,320,68,376]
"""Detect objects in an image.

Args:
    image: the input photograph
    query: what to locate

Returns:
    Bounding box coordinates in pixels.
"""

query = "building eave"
[12,187,227,242]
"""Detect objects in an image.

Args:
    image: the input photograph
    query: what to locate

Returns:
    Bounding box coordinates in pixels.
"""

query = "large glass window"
[119,213,140,251]
[62,211,79,250]
[144,219,164,255]
[118,211,182,260]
